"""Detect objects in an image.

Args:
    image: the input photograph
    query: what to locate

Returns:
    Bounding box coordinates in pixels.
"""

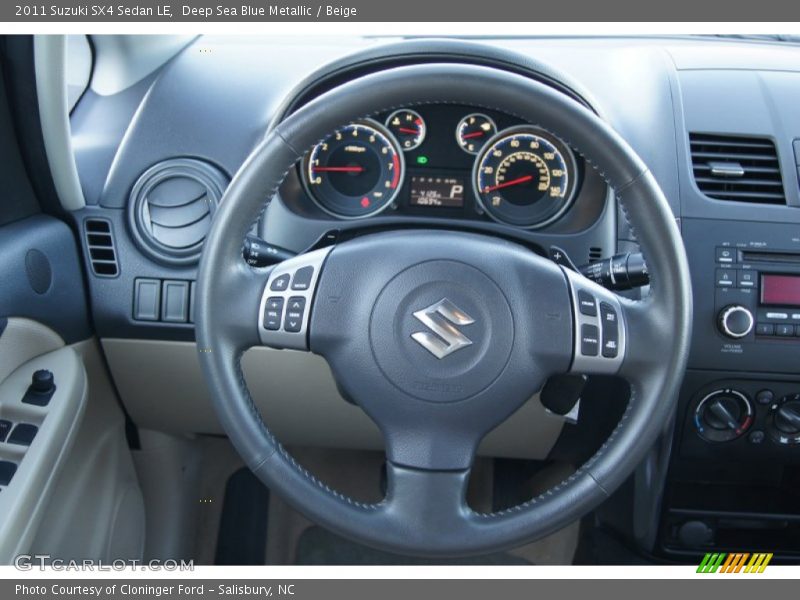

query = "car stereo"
[715,247,800,340]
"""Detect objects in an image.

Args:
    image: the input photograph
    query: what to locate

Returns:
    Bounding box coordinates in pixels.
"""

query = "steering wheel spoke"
[382,462,472,538]
[257,246,333,350]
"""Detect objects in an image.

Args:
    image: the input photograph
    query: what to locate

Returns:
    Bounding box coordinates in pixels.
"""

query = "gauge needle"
[483,175,534,192]
[312,166,365,173]
[462,131,485,140]
[398,127,420,134]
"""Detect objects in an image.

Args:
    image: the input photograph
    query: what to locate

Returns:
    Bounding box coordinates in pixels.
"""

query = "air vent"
[129,158,228,265]
[84,218,118,277]
[588,247,603,263]
[689,133,785,204]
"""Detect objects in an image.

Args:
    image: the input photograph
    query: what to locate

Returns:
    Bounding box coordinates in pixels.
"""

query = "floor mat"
[295,526,531,565]
[214,468,270,565]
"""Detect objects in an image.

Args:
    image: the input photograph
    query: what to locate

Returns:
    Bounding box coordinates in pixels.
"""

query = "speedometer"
[303,120,404,219]
[473,126,577,228]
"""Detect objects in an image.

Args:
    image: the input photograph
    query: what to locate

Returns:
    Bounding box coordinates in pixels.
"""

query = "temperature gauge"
[385,109,426,151]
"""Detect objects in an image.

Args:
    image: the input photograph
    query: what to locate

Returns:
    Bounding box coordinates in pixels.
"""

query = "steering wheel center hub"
[370,260,514,403]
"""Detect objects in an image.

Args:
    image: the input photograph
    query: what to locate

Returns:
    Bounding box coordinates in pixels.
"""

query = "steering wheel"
[195,63,692,557]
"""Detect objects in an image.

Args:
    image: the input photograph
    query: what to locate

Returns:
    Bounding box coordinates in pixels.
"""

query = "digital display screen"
[761,274,800,306]
[409,175,465,208]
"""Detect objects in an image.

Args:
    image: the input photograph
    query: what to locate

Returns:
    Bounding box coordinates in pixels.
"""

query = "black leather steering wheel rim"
[195,62,692,557]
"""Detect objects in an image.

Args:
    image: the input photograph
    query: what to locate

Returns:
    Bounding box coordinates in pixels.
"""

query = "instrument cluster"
[299,104,582,229]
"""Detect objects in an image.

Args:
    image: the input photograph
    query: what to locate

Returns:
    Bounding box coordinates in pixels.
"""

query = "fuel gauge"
[456,113,497,154]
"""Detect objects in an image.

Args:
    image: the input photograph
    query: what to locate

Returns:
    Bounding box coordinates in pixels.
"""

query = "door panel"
[0,320,86,561]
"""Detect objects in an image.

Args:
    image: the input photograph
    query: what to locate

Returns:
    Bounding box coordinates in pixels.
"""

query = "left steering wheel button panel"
[258,247,333,350]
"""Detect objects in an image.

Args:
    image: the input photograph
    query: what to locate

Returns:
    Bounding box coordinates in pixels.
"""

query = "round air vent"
[129,158,228,265]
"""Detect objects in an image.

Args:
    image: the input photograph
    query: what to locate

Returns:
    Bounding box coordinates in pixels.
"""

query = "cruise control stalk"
[579,252,649,291]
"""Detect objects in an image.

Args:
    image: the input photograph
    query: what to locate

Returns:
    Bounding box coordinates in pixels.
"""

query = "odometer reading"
[304,121,404,219]
[409,175,465,208]
[473,126,577,228]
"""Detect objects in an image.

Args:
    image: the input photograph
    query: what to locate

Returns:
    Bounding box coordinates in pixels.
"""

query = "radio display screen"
[409,175,465,208]
[761,274,800,306]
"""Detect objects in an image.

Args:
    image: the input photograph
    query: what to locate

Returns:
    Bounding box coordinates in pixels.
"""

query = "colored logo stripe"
[697,553,726,573]
[697,552,773,573]
[744,553,773,573]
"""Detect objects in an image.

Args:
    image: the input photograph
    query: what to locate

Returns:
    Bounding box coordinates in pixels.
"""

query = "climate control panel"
[693,389,753,442]
[682,377,800,461]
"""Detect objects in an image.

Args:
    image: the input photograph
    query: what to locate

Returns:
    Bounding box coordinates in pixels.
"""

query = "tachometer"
[303,121,404,219]
[473,126,577,228]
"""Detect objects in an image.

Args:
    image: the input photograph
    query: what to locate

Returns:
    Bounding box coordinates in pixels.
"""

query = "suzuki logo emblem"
[411,298,475,359]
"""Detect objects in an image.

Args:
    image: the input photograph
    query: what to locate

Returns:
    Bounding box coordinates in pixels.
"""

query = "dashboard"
[64,35,800,562]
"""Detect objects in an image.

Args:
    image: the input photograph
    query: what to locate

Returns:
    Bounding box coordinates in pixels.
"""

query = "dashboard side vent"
[84,218,119,277]
[129,158,228,265]
[689,133,785,204]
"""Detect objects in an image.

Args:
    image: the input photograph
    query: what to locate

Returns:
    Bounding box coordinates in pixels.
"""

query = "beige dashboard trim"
[101,339,564,460]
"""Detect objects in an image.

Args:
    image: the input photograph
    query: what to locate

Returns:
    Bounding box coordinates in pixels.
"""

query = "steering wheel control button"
[258,247,332,350]
[291,267,314,291]
[565,271,626,375]
[577,291,597,316]
[7,423,38,446]
[270,274,290,291]
[600,302,619,358]
[263,297,284,331]
[580,324,599,356]
[284,297,306,333]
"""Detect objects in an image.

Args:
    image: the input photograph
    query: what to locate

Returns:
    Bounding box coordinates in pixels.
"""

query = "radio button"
[756,323,775,336]
[716,247,736,264]
[737,271,756,288]
[766,312,789,320]
[776,323,794,337]
[715,268,736,287]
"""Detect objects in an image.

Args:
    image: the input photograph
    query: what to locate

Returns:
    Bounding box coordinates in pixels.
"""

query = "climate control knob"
[768,394,800,445]
[718,305,754,339]
[694,389,753,442]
